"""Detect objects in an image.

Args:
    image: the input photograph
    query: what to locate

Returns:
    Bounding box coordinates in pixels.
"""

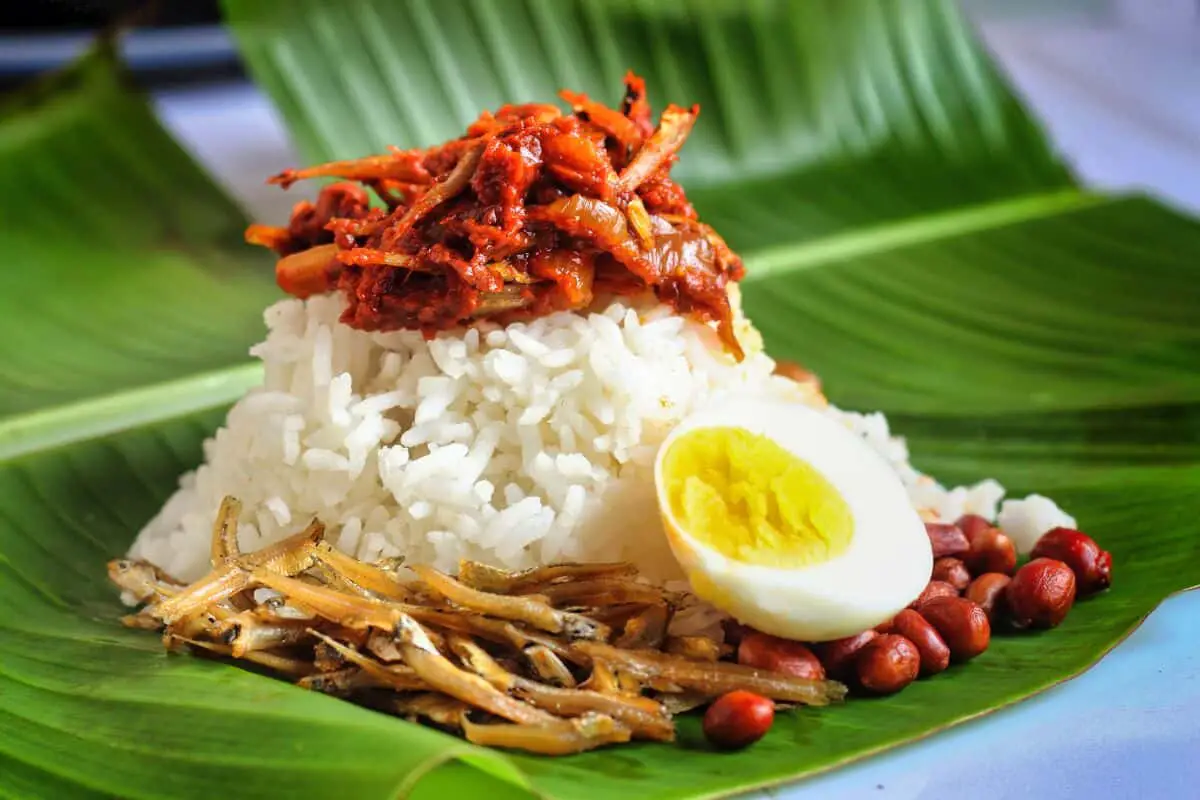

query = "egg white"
[654,394,932,642]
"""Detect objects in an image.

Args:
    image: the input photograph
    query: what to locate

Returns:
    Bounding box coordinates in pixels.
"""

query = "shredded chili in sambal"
[246,73,745,358]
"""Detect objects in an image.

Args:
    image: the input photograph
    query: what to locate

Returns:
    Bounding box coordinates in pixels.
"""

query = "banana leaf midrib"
[0,365,262,464]
[740,186,1104,278]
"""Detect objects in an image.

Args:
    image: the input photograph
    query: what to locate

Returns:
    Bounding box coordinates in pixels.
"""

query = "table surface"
[150,13,1200,799]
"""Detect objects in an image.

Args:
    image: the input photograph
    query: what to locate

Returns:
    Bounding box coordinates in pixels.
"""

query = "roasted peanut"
[813,630,877,680]
[1030,527,1112,595]
[932,557,971,591]
[964,573,1011,624]
[925,522,969,559]
[856,634,920,694]
[891,609,951,676]
[738,632,825,681]
[1006,558,1076,629]
[910,580,959,610]
[955,513,992,541]
[963,525,1017,576]
[703,690,775,749]
[918,597,991,662]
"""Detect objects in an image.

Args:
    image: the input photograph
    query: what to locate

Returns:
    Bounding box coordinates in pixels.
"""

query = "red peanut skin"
[891,609,951,675]
[965,573,1012,624]
[856,634,920,694]
[955,514,993,541]
[703,691,775,749]
[932,557,971,591]
[737,632,825,681]
[1030,527,1112,595]
[925,523,969,559]
[1007,558,1077,628]
[919,597,991,662]
[813,631,877,681]
[963,526,1018,576]
[910,580,960,609]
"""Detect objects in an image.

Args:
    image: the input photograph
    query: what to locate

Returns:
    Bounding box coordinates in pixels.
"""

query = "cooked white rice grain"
[130,290,1075,583]
[998,494,1079,554]
[133,294,786,580]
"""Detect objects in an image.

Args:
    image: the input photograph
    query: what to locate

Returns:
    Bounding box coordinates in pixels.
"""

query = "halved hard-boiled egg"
[654,395,931,642]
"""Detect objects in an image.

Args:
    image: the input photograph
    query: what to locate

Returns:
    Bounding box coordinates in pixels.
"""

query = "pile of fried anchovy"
[110,497,845,755]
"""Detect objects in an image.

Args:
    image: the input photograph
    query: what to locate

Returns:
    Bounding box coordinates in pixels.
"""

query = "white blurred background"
[965,0,1200,212]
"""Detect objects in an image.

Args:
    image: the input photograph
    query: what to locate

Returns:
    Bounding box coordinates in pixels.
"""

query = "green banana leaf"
[1,0,1197,797]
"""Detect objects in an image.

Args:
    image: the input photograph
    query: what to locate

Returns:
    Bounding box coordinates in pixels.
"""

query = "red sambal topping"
[246,73,746,358]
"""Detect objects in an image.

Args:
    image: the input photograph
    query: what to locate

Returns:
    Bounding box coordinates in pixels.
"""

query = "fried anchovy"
[314,639,350,673]
[576,643,847,706]
[558,88,644,151]
[366,626,446,660]
[614,602,670,649]
[539,578,670,609]
[523,645,577,688]
[446,635,515,688]
[149,564,249,626]
[518,629,588,666]
[402,608,530,649]
[663,635,724,662]
[385,692,470,729]
[386,141,484,244]
[365,630,405,663]
[175,636,313,677]
[273,244,341,298]
[413,566,609,641]
[616,105,697,193]
[457,560,636,594]
[150,519,325,625]
[306,563,376,598]
[510,680,674,742]
[312,541,411,600]
[624,196,655,250]
[581,659,622,695]
[269,153,432,188]
[308,634,431,692]
[120,611,164,631]
[617,670,643,695]
[297,667,378,696]
[210,495,242,564]
[657,692,711,715]
[166,608,223,642]
[250,570,410,631]
[216,611,313,657]
[240,519,326,572]
[449,637,673,741]
[390,615,558,726]
[585,603,649,630]
[471,285,535,317]
[107,559,182,603]
[387,606,583,665]
[462,713,631,755]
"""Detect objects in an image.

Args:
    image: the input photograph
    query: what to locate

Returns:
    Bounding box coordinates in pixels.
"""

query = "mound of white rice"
[131,291,1075,582]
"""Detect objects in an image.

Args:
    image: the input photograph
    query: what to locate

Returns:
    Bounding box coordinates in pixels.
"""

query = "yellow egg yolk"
[662,426,854,567]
